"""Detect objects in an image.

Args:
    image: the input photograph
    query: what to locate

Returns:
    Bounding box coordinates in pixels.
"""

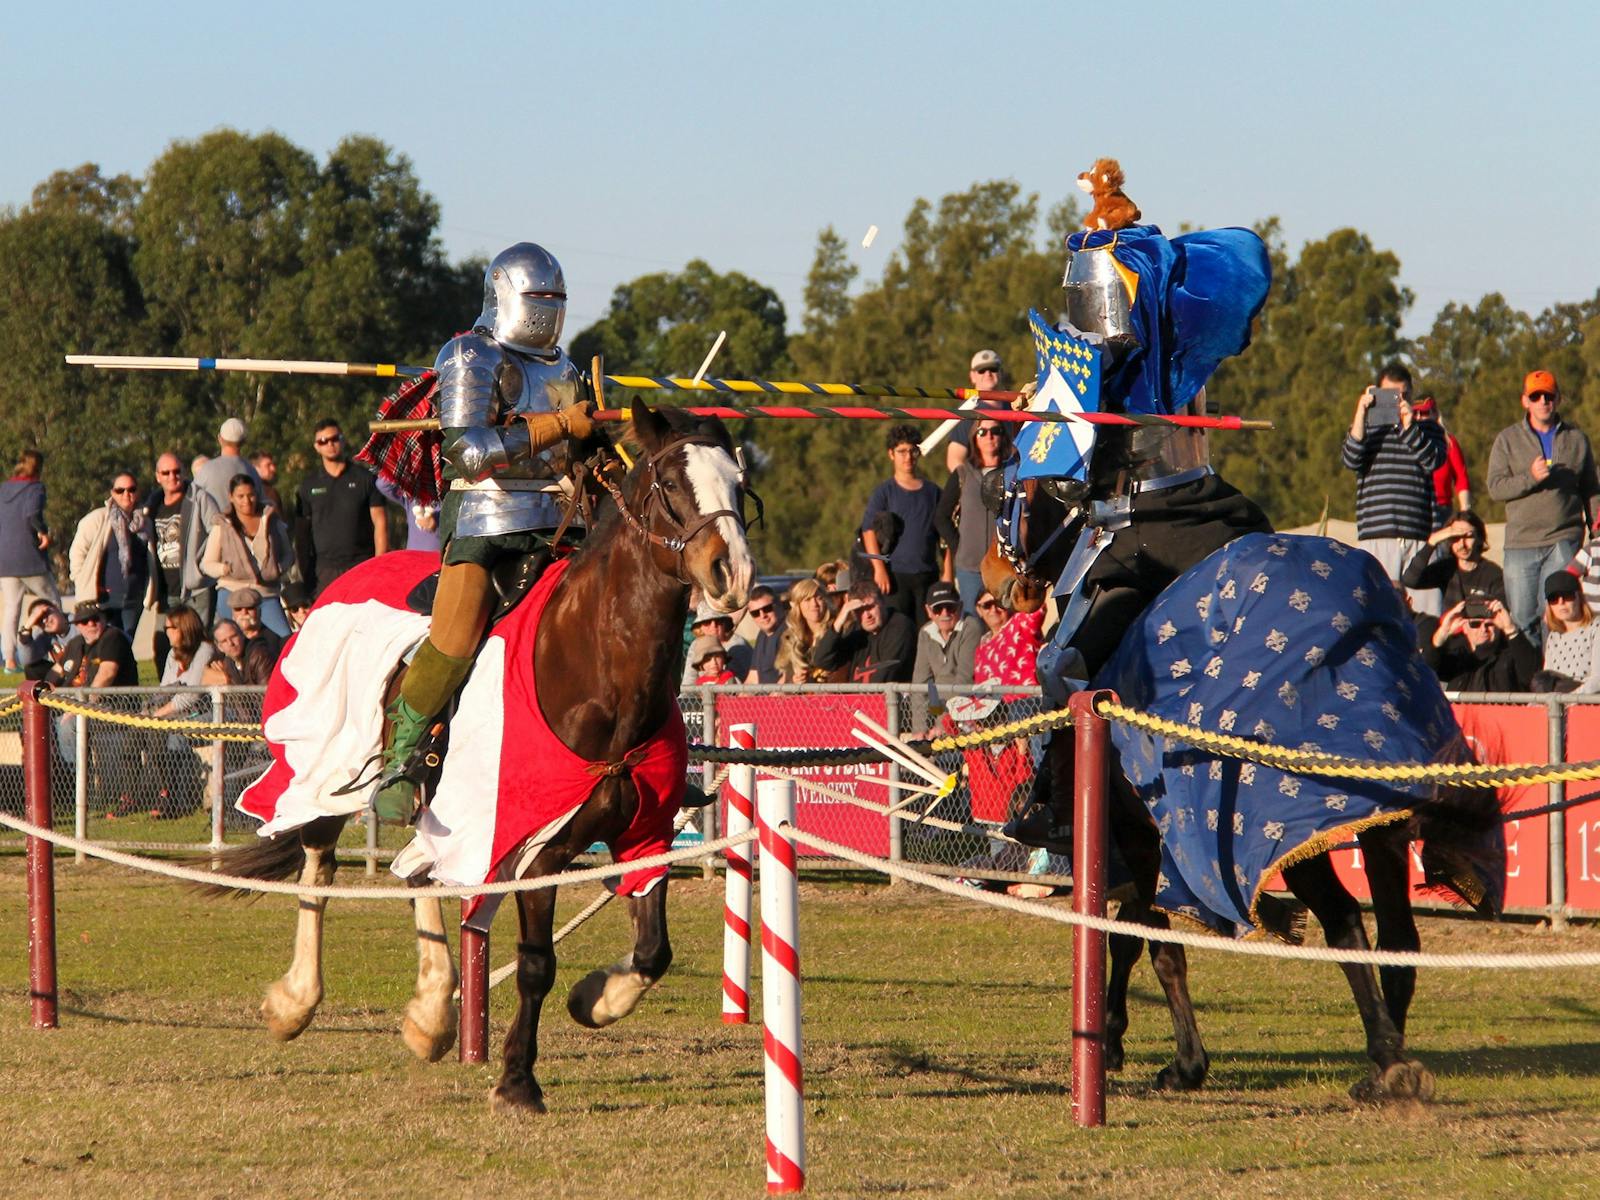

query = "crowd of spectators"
[1342,363,1600,697]
[10,351,1600,726]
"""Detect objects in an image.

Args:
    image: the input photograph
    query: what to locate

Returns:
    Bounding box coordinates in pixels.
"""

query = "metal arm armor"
[437,333,515,483]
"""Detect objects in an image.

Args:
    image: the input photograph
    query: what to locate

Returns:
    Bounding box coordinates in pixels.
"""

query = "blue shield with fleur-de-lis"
[1013,308,1102,481]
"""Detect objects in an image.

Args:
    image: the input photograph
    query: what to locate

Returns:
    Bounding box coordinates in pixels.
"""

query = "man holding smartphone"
[1342,363,1447,614]
[1486,369,1600,646]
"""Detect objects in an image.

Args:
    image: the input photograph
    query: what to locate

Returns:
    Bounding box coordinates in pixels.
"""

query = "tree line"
[4,129,1596,577]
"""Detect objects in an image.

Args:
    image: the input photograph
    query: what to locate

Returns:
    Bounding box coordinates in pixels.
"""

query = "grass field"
[3,855,1600,1199]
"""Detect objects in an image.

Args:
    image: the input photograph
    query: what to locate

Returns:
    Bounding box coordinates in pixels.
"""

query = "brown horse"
[206,400,755,1113]
[981,483,1500,1102]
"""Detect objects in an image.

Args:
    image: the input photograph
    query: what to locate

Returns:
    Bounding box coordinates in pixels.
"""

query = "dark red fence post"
[1069,688,1112,1128]
[459,920,488,1062]
[21,682,58,1029]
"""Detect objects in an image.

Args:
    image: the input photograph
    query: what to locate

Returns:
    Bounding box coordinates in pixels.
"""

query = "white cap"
[219,417,247,444]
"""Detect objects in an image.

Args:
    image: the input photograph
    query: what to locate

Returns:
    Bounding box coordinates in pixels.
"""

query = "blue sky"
[6,1,1597,351]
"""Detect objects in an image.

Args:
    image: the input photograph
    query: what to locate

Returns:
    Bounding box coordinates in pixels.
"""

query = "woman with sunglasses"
[1536,571,1600,693]
[935,418,1013,614]
[200,473,293,636]
[68,470,151,639]
[775,577,832,682]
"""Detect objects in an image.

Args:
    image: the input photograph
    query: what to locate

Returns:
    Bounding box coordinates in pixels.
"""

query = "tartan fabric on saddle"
[355,370,442,505]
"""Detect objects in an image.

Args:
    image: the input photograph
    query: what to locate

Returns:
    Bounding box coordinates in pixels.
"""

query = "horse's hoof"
[567,964,653,1029]
[1106,1047,1125,1074]
[401,999,458,1063]
[1353,1060,1435,1103]
[1154,1052,1208,1092]
[489,1083,546,1116]
[261,982,318,1042]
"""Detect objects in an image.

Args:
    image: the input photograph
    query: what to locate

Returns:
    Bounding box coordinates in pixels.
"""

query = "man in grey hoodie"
[1486,368,1600,644]
[0,450,59,672]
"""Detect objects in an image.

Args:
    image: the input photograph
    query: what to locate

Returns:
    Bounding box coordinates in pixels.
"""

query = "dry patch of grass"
[2,858,1599,1198]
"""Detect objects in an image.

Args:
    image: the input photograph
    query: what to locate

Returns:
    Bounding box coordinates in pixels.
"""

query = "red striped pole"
[459,922,489,1062]
[21,682,58,1029]
[1070,690,1112,1127]
[757,777,805,1193]
[723,723,757,1024]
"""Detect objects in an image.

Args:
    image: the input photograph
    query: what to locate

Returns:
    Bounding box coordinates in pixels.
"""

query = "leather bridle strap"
[593,436,745,574]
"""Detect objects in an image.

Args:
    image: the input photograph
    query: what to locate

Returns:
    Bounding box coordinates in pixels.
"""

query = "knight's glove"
[521,401,596,451]
[1012,379,1038,411]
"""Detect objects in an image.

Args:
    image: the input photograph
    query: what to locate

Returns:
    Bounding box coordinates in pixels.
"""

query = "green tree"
[0,206,146,575]
[1210,226,1412,528]
[769,181,1070,568]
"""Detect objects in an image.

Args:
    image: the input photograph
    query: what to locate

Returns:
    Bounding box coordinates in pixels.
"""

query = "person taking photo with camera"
[1421,595,1538,692]
[1342,363,1446,614]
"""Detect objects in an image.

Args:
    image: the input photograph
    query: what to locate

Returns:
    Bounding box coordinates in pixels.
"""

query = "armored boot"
[1000,735,1075,855]
[373,641,476,823]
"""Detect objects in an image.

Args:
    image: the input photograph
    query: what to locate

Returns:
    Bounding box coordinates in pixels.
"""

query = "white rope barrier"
[0,810,755,900]
[786,826,1600,971]
[7,806,1596,970]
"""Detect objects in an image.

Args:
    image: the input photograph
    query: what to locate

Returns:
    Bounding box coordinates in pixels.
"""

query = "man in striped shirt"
[1341,363,1447,615]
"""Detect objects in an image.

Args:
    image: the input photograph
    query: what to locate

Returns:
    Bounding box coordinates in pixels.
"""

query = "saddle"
[402,546,556,627]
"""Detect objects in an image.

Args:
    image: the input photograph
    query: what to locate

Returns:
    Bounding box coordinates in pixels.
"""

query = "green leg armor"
[373,642,476,824]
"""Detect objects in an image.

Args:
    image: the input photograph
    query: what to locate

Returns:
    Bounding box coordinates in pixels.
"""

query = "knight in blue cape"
[994,195,1276,852]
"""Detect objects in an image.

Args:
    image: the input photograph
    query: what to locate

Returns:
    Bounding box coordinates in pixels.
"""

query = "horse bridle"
[591,434,759,581]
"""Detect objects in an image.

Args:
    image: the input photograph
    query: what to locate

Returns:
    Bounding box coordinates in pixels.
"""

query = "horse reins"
[591,434,754,581]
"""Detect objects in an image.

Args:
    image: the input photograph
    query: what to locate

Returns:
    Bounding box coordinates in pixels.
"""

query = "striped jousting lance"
[63,354,1273,431]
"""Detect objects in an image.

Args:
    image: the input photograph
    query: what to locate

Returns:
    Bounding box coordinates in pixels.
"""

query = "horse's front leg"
[261,822,342,1040]
[568,879,672,1028]
[490,880,559,1116]
[1283,848,1428,1102]
[401,886,459,1063]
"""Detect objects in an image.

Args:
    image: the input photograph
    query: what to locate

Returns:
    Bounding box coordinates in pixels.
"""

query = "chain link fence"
[696,683,1054,876]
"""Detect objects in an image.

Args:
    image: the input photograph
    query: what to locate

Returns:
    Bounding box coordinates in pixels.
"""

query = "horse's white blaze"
[682,442,755,606]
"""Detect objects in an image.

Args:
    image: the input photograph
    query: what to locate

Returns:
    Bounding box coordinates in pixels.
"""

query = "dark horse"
[982,482,1500,1102]
[206,401,755,1113]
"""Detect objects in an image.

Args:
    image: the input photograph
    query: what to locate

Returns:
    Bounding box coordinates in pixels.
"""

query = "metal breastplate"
[437,333,585,538]
[1089,399,1211,492]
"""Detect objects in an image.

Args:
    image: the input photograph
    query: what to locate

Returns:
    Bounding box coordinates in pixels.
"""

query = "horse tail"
[189,816,348,900]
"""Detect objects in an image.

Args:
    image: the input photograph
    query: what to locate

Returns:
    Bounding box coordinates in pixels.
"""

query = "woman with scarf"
[200,473,293,636]
[68,470,151,639]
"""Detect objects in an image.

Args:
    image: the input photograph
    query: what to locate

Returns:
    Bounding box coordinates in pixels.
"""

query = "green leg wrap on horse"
[374,642,476,823]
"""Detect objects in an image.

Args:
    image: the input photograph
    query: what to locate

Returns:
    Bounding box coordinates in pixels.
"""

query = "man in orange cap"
[1486,368,1600,645]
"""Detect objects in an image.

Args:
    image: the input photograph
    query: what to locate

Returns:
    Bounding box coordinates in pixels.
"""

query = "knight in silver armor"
[375,243,597,822]
[1003,237,1270,852]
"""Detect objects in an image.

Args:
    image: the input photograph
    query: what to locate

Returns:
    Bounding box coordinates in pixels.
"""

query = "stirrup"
[1001,802,1075,855]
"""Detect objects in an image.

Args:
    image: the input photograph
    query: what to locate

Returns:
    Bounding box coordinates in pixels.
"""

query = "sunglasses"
[156,468,181,477]
[111,486,137,495]
[79,618,103,626]
[1549,593,1579,603]
[974,427,1002,438]
[972,367,1000,375]
[748,604,776,617]
[1463,619,1492,630]
[315,434,343,445]
[930,603,960,615]
[1529,392,1558,402]
[976,599,999,611]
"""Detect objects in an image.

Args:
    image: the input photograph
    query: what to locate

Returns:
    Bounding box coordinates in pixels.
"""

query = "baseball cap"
[219,417,248,443]
[230,587,262,610]
[1524,369,1559,397]
[1545,571,1581,601]
[71,600,105,624]
[969,349,1002,372]
[926,581,961,609]
[689,635,726,668]
[1411,396,1437,415]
